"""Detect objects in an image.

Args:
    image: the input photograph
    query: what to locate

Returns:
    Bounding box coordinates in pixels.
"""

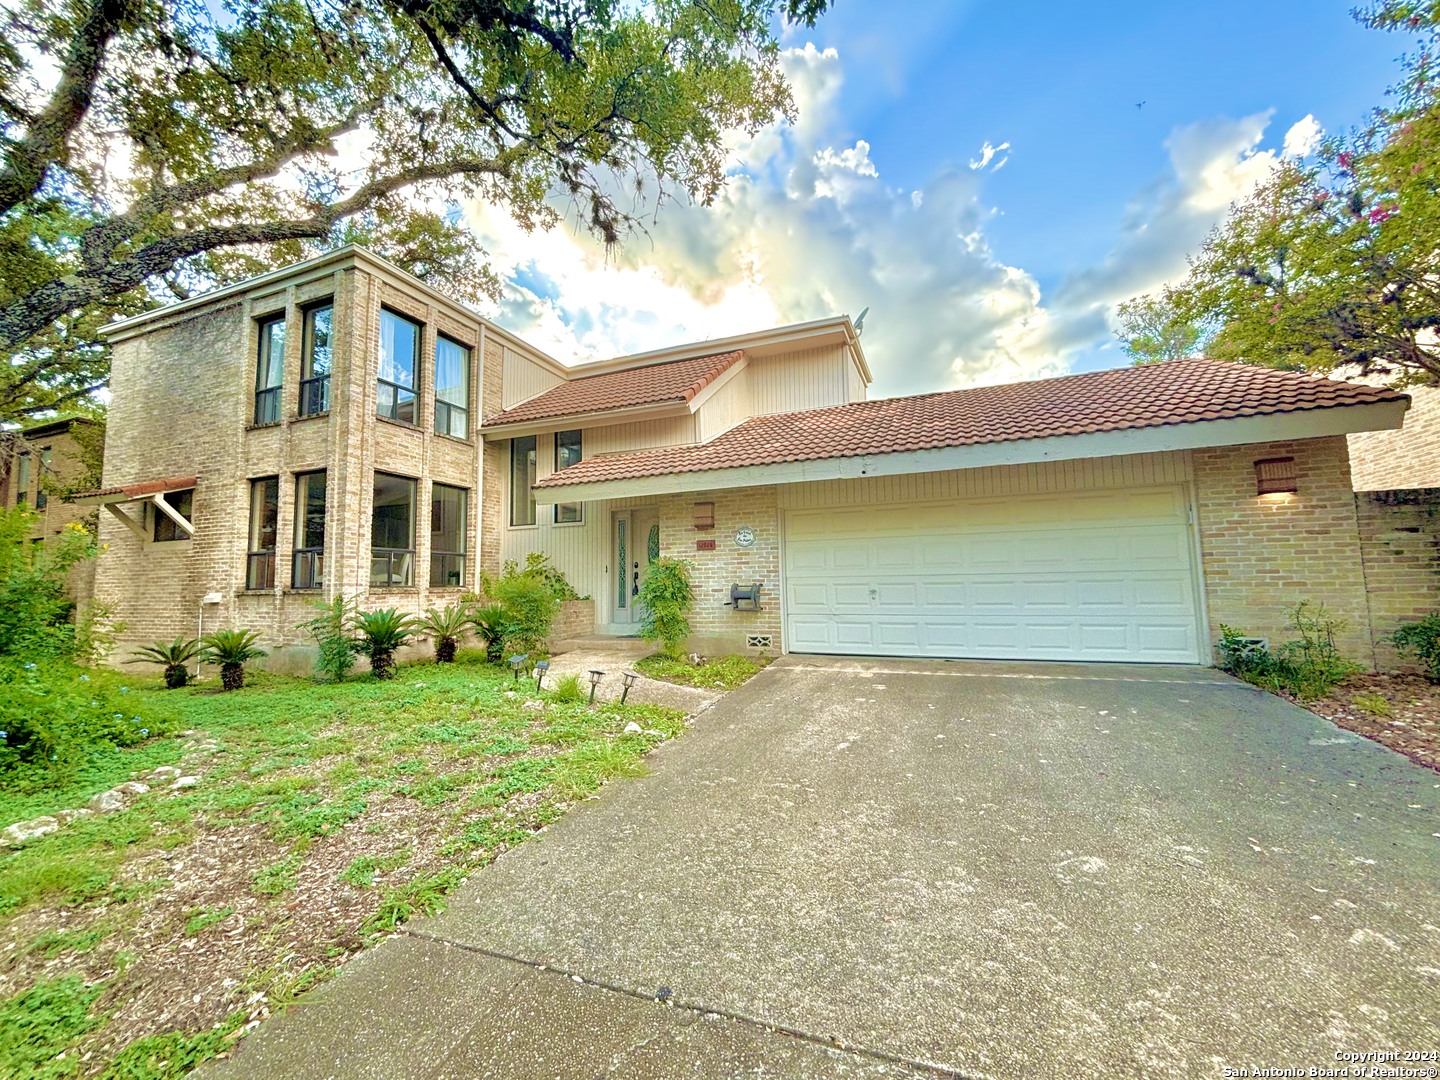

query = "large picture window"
[293,471,326,589]
[510,435,536,526]
[435,337,470,439]
[377,309,419,424]
[554,429,582,524]
[300,303,332,417]
[254,314,285,425]
[371,472,416,586]
[430,484,468,587]
[246,477,279,589]
[152,489,194,542]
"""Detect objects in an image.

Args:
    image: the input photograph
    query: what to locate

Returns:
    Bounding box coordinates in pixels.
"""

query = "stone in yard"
[4,816,60,846]
[148,765,182,782]
[171,776,199,790]
[89,789,127,813]
[115,781,150,797]
[56,808,93,825]
[623,721,643,735]
[521,699,546,712]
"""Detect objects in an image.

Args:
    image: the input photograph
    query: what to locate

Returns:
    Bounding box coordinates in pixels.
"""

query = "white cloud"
[968,140,1011,172]
[1282,113,1323,159]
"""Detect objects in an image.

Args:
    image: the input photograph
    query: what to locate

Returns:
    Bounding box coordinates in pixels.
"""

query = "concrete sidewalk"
[205,657,1440,1078]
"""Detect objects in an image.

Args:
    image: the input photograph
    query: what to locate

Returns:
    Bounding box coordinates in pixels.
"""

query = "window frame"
[299,301,334,418]
[292,470,327,589]
[152,488,194,543]
[429,483,469,588]
[253,312,286,426]
[14,451,29,506]
[553,429,583,524]
[510,435,537,527]
[34,448,50,509]
[434,335,471,440]
[246,476,279,590]
[376,308,421,425]
[371,471,417,587]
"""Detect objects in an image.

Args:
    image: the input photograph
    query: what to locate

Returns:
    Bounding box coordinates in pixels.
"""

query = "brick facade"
[1349,383,1440,490]
[1356,490,1440,672]
[1,418,100,609]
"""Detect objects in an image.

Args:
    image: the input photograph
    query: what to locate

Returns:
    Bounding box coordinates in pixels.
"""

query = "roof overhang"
[480,399,695,439]
[69,475,197,506]
[530,399,1407,503]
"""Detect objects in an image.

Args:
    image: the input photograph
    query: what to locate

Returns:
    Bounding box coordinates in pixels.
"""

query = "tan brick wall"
[656,487,782,653]
[1348,383,1440,490]
[94,257,490,668]
[548,598,596,647]
[2,421,99,608]
[1193,437,1374,665]
[1356,489,1440,672]
[479,338,505,579]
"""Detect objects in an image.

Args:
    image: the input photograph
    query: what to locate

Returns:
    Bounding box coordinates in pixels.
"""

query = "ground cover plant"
[635,654,772,691]
[1216,601,1364,701]
[0,657,685,1077]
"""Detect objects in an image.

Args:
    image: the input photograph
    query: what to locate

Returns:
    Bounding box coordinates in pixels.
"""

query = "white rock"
[89,789,126,813]
[622,721,643,735]
[171,776,199,790]
[3,816,59,846]
[56,808,93,825]
[114,781,150,797]
[521,699,546,712]
[148,766,182,782]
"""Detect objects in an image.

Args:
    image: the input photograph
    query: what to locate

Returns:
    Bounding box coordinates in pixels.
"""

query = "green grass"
[635,653,771,690]
[0,657,687,1078]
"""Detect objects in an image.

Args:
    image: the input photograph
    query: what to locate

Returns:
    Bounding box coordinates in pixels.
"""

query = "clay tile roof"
[535,359,1406,490]
[484,350,744,427]
[67,475,197,503]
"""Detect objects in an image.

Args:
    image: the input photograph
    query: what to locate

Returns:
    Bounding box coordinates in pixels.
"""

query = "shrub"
[508,552,585,601]
[482,569,559,652]
[127,638,201,689]
[468,604,513,664]
[201,629,267,691]
[302,596,360,683]
[549,672,586,704]
[0,661,157,782]
[351,608,417,680]
[72,598,124,666]
[416,604,473,663]
[1215,601,1363,701]
[0,510,95,661]
[1389,613,1440,682]
[638,558,693,659]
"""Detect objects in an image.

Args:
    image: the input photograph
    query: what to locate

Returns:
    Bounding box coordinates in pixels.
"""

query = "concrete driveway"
[212,657,1440,1079]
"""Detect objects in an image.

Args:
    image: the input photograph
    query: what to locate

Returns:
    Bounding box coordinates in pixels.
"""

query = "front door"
[612,508,660,626]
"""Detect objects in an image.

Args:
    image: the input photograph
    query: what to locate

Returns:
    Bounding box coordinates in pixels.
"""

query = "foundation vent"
[746,635,774,650]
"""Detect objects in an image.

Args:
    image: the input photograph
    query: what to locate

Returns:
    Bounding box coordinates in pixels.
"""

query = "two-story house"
[4,416,102,607]
[78,245,1427,671]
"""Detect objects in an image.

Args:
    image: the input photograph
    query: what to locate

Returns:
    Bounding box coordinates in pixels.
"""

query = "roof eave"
[530,399,1407,503]
[480,399,693,438]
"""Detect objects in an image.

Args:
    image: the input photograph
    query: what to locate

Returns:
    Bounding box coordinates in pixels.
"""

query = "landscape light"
[588,669,605,704]
[508,654,529,682]
[534,659,549,691]
[621,670,639,704]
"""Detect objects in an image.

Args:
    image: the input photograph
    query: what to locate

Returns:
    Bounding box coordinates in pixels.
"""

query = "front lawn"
[634,653,772,691]
[0,656,684,1078]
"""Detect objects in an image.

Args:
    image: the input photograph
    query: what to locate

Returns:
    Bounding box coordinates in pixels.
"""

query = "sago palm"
[469,604,513,664]
[416,604,474,664]
[350,608,417,680]
[127,637,201,689]
[200,629,267,691]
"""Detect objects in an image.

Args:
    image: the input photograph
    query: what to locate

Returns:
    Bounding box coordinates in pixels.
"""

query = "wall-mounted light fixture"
[693,502,715,531]
[1254,457,1299,496]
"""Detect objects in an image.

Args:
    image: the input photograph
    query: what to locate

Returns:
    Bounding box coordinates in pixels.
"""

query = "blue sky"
[463,1,1404,398]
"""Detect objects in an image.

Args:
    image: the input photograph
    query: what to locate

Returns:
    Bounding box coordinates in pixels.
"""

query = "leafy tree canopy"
[1116,2,1440,386]
[0,0,833,422]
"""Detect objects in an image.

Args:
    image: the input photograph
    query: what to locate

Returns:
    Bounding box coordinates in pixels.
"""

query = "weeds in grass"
[29,922,115,957]
[103,1011,247,1079]
[338,849,411,888]
[635,654,770,690]
[548,673,586,703]
[362,867,467,938]
[1352,690,1394,718]
[252,854,302,896]
[0,975,105,1079]
[183,906,235,937]
[550,741,647,801]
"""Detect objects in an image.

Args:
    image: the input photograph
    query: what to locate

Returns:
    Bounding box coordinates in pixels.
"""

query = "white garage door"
[783,486,1203,663]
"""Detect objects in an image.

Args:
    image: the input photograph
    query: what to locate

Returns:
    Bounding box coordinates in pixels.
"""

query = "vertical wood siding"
[501,345,564,409]
[695,366,753,443]
[748,345,849,416]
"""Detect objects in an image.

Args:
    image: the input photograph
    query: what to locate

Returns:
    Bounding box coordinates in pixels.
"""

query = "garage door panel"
[783,486,1202,664]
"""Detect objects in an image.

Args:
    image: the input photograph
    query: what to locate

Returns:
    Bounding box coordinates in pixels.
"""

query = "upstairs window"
[371,472,416,586]
[153,489,194,542]
[435,336,470,439]
[300,303,333,417]
[510,435,536,526]
[254,314,285,425]
[293,471,326,589]
[34,449,50,509]
[246,477,279,589]
[430,483,468,587]
[554,430,582,524]
[14,452,29,506]
[377,309,419,424]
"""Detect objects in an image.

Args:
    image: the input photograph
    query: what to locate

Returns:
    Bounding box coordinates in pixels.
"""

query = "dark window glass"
[14,452,29,506]
[300,303,333,416]
[510,436,536,526]
[430,483,468,587]
[153,488,194,542]
[377,310,419,424]
[434,336,470,438]
[246,477,279,589]
[293,471,326,589]
[371,472,416,586]
[254,314,285,425]
[554,430,582,524]
[34,449,50,509]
